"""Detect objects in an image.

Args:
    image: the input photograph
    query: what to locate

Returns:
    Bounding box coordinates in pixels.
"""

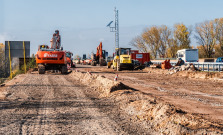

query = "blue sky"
[0,0,223,57]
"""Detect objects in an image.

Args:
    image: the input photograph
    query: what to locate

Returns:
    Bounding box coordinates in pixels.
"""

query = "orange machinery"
[35,30,68,74]
[36,45,67,74]
[161,59,172,69]
[91,42,107,66]
[65,51,75,68]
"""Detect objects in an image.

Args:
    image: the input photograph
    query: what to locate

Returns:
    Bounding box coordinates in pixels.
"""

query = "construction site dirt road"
[0,65,223,134]
[81,65,223,122]
[0,71,157,134]
[74,64,223,134]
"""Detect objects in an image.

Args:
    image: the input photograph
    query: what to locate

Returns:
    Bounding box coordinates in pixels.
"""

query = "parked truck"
[176,49,199,63]
[216,57,223,62]
[131,50,150,65]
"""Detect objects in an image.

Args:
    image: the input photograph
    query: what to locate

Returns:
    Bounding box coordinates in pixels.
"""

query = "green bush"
[10,57,37,79]
[26,57,37,70]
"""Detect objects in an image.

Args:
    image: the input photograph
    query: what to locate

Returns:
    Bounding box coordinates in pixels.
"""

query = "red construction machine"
[161,59,172,69]
[35,30,68,74]
[91,42,107,66]
[65,51,75,68]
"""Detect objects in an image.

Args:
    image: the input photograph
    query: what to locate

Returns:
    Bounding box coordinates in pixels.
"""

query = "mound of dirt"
[109,90,222,134]
[145,67,223,80]
[69,71,128,97]
[70,70,223,134]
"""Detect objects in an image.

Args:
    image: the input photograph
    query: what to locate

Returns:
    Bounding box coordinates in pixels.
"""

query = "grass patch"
[9,57,37,79]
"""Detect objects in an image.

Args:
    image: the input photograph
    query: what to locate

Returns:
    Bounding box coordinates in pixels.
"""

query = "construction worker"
[55,30,61,49]
[176,58,185,66]
[50,33,57,49]
[50,39,53,48]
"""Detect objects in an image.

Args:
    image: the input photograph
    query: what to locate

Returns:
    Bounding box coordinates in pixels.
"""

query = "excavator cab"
[66,52,73,58]
[91,42,107,66]
[38,45,49,51]
[65,52,75,68]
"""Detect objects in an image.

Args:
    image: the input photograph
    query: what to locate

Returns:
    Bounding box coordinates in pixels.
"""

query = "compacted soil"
[0,73,155,134]
[76,64,223,133]
[0,64,222,134]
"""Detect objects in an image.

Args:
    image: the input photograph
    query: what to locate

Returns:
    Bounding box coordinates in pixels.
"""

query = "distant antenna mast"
[106,7,119,48]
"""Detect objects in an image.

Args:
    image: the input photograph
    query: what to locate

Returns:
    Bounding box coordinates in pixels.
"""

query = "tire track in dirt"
[0,74,48,134]
[0,73,134,134]
[52,75,126,135]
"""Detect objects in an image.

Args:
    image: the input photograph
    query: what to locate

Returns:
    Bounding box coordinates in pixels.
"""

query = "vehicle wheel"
[130,65,134,70]
[61,65,68,74]
[38,64,45,74]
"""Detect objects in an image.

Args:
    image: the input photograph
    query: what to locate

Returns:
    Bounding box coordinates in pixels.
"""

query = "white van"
[177,49,199,62]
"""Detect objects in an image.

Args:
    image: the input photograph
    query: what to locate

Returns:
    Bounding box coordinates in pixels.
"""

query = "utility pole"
[106,7,119,49]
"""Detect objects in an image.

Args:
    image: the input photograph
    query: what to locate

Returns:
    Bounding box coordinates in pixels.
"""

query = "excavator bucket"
[161,59,172,69]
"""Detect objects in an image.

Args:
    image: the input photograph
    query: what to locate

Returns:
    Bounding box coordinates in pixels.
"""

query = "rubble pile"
[169,63,200,74]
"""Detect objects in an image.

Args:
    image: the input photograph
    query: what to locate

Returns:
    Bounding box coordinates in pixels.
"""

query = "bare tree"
[174,23,192,49]
[215,18,223,53]
[167,39,178,58]
[129,35,148,53]
[142,26,160,58]
[0,46,7,78]
[159,25,172,57]
[141,26,172,58]
[195,21,217,58]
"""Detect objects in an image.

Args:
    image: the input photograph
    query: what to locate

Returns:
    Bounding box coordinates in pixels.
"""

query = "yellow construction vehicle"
[109,48,134,71]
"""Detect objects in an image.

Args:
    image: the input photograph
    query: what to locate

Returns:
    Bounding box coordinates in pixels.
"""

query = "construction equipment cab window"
[116,48,131,56]
[120,49,130,55]
[66,53,71,58]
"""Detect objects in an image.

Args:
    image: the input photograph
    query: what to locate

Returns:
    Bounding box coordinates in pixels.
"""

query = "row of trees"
[196,18,223,58]
[130,18,223,58]
[0,46,7,78]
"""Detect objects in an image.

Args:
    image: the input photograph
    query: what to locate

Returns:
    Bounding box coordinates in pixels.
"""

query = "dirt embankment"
[70,70,223,134]
[145,67,223,80]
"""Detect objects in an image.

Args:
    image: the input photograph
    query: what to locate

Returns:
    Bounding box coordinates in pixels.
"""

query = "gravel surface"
[73,64,223,134]
[0,73,155,134]
[1,65,222,134]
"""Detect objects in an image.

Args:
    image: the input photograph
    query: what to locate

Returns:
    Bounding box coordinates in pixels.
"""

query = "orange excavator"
[65,51,75,68]
[91,42,107,66]
[35,30,68,74]
[161,59,172,69]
